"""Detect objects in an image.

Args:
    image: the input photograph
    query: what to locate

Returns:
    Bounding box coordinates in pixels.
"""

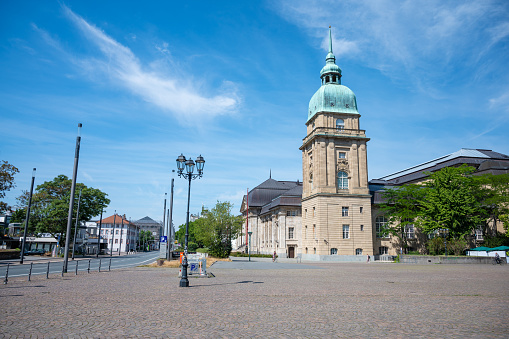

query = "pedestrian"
[272,251,276,262]
[367,254,370,263]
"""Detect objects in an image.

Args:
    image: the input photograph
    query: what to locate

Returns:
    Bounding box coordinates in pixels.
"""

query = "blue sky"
[1,1,508,231]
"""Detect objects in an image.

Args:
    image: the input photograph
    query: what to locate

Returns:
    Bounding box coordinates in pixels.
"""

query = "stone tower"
[300,28,373,257]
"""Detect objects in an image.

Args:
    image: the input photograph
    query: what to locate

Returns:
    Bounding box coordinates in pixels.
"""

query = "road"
[0,251,159,279]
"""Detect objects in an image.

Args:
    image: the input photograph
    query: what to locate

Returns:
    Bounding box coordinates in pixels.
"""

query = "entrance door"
[288,246,295,258]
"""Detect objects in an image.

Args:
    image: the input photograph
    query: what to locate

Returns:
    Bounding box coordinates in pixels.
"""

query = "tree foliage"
[139,230,155,249]
[380,184,424,243]
[13,175,110,245]
[381,165,508,243]
[0,160,19,212]
[194,201,244,258]
[419,165,485,238]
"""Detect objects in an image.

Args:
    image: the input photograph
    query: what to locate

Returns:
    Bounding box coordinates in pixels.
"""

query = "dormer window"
[336,119,344,130]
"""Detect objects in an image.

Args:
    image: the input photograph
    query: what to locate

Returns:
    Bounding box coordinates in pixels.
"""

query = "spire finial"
[329,26,333,54]
[270,169,272,179]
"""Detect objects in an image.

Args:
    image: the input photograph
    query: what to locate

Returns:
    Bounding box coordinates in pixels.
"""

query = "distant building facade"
[133,216,163,250]
[98,214,139,254]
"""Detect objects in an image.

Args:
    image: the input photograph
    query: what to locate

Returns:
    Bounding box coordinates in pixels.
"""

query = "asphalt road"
[0,251,159,279]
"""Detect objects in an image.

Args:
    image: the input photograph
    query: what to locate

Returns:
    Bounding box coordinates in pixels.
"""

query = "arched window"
[330,248,338,255]
[336,119,344,130]
[325,76,330,83]
[337,171,348,189]
[332,75,336,82]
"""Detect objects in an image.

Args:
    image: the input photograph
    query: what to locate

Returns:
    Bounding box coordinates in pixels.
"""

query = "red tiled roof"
[97,214,133,225]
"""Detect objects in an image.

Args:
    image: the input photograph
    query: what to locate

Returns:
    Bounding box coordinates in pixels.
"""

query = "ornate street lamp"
[176,154,205,287]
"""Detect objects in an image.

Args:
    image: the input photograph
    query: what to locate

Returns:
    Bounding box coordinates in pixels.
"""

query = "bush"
[427,237,445,256]
[187,242,199,252]
[448,238,467,255]
[196,248,209,253]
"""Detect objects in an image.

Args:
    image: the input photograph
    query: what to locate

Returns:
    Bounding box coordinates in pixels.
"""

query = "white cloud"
[274,0,508,91]
[56,5,240,125]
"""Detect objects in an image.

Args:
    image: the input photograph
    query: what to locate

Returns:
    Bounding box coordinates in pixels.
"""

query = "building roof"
[97,214,132,225]
[241,178,301,212]
[134,216,161,226]
[376,148,509,185]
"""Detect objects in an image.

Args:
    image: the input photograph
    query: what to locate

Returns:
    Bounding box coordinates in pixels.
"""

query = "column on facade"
[350,142,359,189]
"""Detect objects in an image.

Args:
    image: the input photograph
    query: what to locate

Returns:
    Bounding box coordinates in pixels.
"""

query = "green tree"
[14,175,110,246]
[175,220,202,249]
[475,173,509,237]
[194,201,243,258]
[139,230,155,250]
[0,160,19,213]
[419,165,485,239]
[380,184,424,249]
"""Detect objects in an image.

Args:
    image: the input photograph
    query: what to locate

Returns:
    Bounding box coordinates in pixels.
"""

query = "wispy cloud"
[274,0,509,92]
[40,5,241,125]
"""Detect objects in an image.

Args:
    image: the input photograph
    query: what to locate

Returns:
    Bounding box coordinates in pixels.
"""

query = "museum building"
[236,29,509,260]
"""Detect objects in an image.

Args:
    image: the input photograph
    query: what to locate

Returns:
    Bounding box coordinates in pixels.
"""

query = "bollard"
[108,258,111,271]
[28,262,33,281]
[88,259,91,274]
[99,259,101,272]
[4,263,10,284]
[46,261,50,279]
[75,261,78,275]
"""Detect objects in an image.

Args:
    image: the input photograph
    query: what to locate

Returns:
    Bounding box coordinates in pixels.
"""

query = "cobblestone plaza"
[1,261,508,338]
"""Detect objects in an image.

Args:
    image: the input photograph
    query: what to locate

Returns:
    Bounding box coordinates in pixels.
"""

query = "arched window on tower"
[326,76,330,83]
[332,75,336,83]
[336,119,344,130]
[337,171,348,189]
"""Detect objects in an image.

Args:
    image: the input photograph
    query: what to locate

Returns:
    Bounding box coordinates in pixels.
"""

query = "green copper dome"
[307,27,358,122]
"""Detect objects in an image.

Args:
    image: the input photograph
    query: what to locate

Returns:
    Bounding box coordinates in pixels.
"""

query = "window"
[336,119,344,130]
[305,209,307,218]
[313,224,316,239]
[101,230,104,235]
[116,230,119,235]
[360,225,364,231]
[313,207,315,217]
[326,76,330,83]
[376,216,388,238]
[337,171,348,189]
[332,75,336,82]
[313,248,316,254]
[404,222,415,239]
[342,207,349,217]
[331,248,338,255]
[360,206,363,214]
[475,228,484,241]
[342,225,350,239]
[288,227,294,239]
[305,225,307,239]
[115,239,118,244]
[338,152,346,159]
[287,211,291,216]
[306,247,308,254]
[355,248,363,255]
[120,239,123,244]
[379,246,388,255]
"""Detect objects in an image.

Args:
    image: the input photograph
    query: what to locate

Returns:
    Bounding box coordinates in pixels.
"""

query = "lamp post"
[20,168,36,264]
[110,212,116,257]
[119,214,124,256]
[248,231,252,262]
[167,170,175,260]
[72,188,82,260]
[443,228,449,257]
[63,123,82,273]
[97,209,104,257]
[176,154,205,287]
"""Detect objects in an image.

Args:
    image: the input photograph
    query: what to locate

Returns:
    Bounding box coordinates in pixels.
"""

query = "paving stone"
[0,263,507,338]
